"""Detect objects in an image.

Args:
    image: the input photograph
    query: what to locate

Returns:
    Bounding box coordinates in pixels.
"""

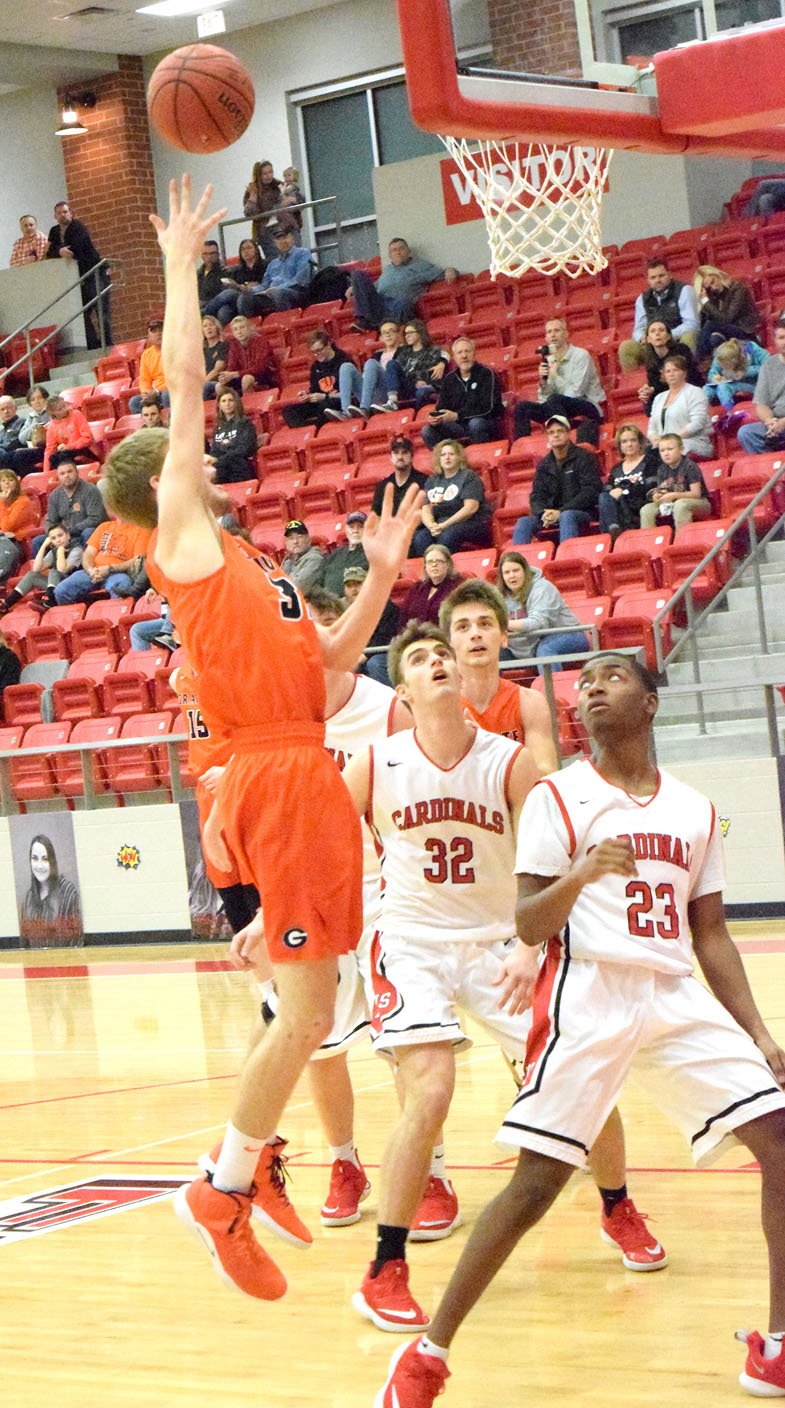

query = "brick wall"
[486,0,582,78]
[57,55,164,345]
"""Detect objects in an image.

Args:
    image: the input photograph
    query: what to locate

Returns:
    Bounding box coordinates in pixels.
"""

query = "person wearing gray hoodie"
[497,550,589,669]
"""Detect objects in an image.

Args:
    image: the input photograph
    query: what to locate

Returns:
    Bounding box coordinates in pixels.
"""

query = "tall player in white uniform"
[342,620,542,1334]
[376,652,785,1408]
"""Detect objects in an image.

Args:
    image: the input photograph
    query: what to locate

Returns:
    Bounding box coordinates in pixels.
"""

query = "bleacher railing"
[216,195,347,269]
[0,258,115,389]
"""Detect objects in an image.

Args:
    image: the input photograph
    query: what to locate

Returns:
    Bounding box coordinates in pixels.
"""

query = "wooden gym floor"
[1,923,783,1408]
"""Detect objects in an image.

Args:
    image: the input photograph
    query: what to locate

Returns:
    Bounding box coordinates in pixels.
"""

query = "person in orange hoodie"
[0,468,36,583]
[42,396,96,473]
[129,318,169,413]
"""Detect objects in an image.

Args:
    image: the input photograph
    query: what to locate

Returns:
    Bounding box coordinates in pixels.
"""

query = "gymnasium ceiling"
[0,0,343,94]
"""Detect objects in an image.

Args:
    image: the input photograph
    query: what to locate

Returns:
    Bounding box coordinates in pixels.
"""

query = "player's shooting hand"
[149,175,228,267]
[363,482,426,576]
[492,940,540,1016]
[756,1031,785,1088]
[229,910,267,973]
[577,838,637,886]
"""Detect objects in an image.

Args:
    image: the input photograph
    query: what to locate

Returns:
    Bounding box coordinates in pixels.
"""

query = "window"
[601,0,785,64]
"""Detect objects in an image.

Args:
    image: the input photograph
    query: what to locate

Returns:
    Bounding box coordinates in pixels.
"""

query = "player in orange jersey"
[102,176,423,1304]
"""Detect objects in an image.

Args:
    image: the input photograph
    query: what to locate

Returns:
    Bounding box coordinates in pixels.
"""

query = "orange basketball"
[147,43,255,154]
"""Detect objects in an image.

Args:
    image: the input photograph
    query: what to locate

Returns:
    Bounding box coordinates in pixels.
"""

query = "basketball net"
[439,137,613,280]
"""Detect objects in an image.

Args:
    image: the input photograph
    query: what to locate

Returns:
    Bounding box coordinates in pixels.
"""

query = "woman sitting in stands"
[0,468,36,584]
[1,524,72,612]
[410,438,493,557]
[637,319,701,414]
[399,543,463,626]
[393,318,449,409]
[497,549,589,671]
[42,396,96,473]
[203,238,267,327]
[201,316,229,401]
[209,388,259,484]
[694,264,762,359]
[20,834,82,948]
[647,354,713,458]
[598,423,660,541]
[704,337,769,411]
[10,385,52,477]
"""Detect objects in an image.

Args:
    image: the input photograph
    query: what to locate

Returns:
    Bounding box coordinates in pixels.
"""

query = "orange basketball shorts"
[196,782,242,890]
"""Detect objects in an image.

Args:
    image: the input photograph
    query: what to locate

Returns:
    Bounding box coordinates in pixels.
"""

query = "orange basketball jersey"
[462,677,523,744]
[172,660,231,776]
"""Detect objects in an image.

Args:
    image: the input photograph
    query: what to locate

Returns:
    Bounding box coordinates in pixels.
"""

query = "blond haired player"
[377,653,785,1408]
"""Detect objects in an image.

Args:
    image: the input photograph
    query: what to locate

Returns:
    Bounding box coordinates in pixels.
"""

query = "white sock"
[764,1332,785,1360]
[257,979,275,1001]
[330,1139,360,1167]
[429,1145,446,1180]
[212,1121,265,1194]
[419,1336,449,1363]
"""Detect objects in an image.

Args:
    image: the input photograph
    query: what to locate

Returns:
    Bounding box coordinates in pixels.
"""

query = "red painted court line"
[0,1157,761,1175]
[0,1070,237,1112]
[0,958,236,981]
[735,940,785,954]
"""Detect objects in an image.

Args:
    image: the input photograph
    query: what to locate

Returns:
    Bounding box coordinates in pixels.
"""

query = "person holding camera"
[420,336,503,449]
[513,317,605,446]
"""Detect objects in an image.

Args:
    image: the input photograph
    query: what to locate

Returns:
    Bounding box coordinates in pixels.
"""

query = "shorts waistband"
[230,721,326,752]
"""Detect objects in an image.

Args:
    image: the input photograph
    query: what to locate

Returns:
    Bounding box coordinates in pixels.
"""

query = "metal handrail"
[0,258,114,388]
[217,195,345,266]
[0,729,191,816]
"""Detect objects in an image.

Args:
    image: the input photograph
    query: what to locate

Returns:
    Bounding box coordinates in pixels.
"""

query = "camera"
[536,344,550,359]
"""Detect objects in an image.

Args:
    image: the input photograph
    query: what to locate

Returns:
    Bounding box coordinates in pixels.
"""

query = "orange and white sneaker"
[174,1175,287,1300]
[736,1330,785,1396]
[375,1339,450,1407]
[410,1177,462,1242]
[600,1197,667,1271]
[353,1259,431,1333]
[199,1137,312,1247]
[320,1156,371,1227]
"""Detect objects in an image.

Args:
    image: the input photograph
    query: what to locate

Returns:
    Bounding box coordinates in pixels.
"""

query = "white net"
[440,137,613,280]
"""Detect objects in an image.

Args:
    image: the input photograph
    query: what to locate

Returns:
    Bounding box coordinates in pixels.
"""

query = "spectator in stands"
[12,385,51,477]
[400,543,463,626]
[20,834,82,947]
[339,567,399,686]
[197,239,227,314]
[10,214,48,266]
[0,629,21,704]
[513,316,605,445]
[217,314,278,397]
[280,518,325,591]
[349,237,456,330]
[322,511,369,594]
[512,415,602,545]
[45,200,111,349]
[128,590,174,653]
[41,456,104,566]
[411,438,492,557]
[0,395,26,467]
[243,160,294,256]
[203,238,266,326]
[647,354,713,457]
[640,433,712,530]
[619,256,700,370]
[281,327,353,429]
[637,319,701,414]
[280,167,305,244]
[140,398,165,428]
[497,550,589,670]
[42,397,96,473]
[329,319,403,419]
[598,424,660,541]
[237,225,313,317]
[129,319,169,414]
[394,318,449,407]
[371,435,429,518]
[745,179,785,218]
[2,525,73,611]
[209,389,258,484]
[0,469,36,584]
[201,315,229,401]
[422,336,503,449]
[737,319,785,454]
[53,516,150,605]
[694,265,762,359]
[704,337,769,412]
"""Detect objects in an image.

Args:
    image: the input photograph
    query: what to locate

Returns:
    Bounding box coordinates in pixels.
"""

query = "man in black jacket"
[197,240,228,312]
[46,201,112,348]
[512,415,602,544]
[421,336,503,448]
[281,328,354,428]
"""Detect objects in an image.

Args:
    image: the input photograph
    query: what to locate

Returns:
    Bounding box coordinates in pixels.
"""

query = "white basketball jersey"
[515,758,724,976]
[370,727,522,943]
[324,674,398,920]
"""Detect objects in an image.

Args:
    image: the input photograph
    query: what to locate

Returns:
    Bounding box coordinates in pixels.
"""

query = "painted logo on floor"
[0,1175,188,1244]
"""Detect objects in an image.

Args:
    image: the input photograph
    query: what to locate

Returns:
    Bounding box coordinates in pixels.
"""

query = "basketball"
[147,43,255,154]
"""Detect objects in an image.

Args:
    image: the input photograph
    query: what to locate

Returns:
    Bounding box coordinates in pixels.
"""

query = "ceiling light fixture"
[55,90,96,138]
[137,0,229,16]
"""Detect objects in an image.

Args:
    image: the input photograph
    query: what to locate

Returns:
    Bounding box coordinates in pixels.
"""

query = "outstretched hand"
[362,482,425,579]
[149,175,228,266]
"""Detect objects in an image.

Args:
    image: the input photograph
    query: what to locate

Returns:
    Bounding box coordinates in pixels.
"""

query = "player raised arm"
[314,482,424,671]
[690,890,785,1085]
[492,746,546,1013]
[149,176,228,582]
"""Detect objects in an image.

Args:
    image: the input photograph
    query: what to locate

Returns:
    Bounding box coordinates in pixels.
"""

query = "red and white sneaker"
[374,1339,450,1408]
[737,1330,785,1396]
[320,1156,371,1227]
[174,1175,287,1300]
[198,1137,312,1247]
[600,1197,667,1271]
[353,1259,431,1333]
[410,1177,462,1242]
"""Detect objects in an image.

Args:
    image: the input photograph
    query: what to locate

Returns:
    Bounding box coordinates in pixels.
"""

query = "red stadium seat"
[102,672,152,717]
[452,549,498,577]
[600,549,660,597]
[118,648,171,680]
[105,712,173,792]
[11,721,72,801]
[600,592,673,671]
[613,526,672,558]
[2,682,45,726]
[345,475,384,515]
[570,595,613,636]
[543,557,598,598]
[153,666,179,714]
[52,671,104,722]
[54,715,123,797]
[531,670,590,757]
